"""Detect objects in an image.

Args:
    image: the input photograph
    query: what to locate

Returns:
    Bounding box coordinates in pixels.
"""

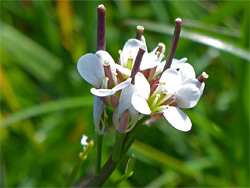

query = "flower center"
[147,83,174,113]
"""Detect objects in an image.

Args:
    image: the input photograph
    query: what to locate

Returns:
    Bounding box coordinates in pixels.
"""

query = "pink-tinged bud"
[118,110,129,133]
[147,67,157,82]
[142,69,150,80]
[163,18,182,72]
[97,4,106,50]
[131,48,145,84]
[100,97,110,106]
[136,25,144,40]
[116,69,125,83]
[150,112,164,119]
[110,95,119,108]
[150,78,160,95]
[197,72,209,83]
[169,101,178,107]
[162,96,176,105]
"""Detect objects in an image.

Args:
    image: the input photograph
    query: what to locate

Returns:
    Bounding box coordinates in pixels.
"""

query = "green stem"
[67,141,94,187]
[112,131,126,162]
[86,117,148,187]
[95,133,103,175]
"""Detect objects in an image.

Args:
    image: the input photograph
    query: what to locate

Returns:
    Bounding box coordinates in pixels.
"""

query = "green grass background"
[0,0,249,187]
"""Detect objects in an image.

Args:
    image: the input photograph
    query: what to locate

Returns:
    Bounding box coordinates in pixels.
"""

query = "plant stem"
[85,117,148,187]
[95,133,103,175]
[112,131,126,162]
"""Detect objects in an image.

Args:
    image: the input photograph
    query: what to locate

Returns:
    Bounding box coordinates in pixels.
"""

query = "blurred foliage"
[0,0,249,187]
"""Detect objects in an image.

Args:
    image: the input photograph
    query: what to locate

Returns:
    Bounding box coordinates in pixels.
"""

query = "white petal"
[163,107,192,132]
[91,88,115,97]
[140,53,160,70]
[140,36,148,51]
[121,39,144,67]
[155,61,165,76]
[112,78,132,92]
[117,84,136,116]
[179,63,196,81]
[134,72,150,99]
[175,83,201,109]
[81,135,88,146]
[132,93,151,115]
[115,64,131,77]
[95,50,116,72]
[93,96,105,134]
[170,58,187,69]
[77,54,105,87]
[160,69,182,93]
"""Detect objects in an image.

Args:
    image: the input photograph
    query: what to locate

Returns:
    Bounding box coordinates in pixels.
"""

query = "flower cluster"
[77,13,208,134]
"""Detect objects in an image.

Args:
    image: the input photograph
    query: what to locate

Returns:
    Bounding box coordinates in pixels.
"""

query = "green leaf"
[1,96,93,127]
[125,19,250,61]
[0,22,62,82]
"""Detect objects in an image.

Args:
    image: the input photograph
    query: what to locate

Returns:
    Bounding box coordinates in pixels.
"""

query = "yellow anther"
[118,50,122,55]
[112,71,117,76]
[162,89,168,94]
[104,114,108,120]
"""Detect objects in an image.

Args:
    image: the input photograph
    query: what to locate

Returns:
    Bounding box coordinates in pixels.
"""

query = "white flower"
[81,135,88,150]
[113,72,145,132]
[116,38,165,78]
[77,50,131,97]
[131,63,205,132]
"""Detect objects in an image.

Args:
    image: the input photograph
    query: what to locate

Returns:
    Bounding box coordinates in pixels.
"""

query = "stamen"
[118,50,122,55]
[131,48,145,84]
[136,25,144,40]
[97,4,106,50]
[163,18,182,71]
[155,42,165,57]
[102,77,109,88]
[197,72,209,83]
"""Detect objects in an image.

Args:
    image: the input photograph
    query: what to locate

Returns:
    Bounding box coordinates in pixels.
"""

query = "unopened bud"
[110,95,119,108]
[118,110,130,133]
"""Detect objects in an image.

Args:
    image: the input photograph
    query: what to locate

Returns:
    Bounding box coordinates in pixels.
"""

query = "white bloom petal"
[81,135,88,146]
[95,50,116,72]
[91,88,115,97]
[179,63,196,81]
[171,58,187,69]
[140,36,147,51]
[134,72,150,99]
[117,84,136,116]
[93,96,105,134]
[115,64,131,77]
[140,53,160,70]
[175,83,201,109]
[160,69,182,93]
[132,93,151,115]
[121,39,144,67]
[77,53,105,87]
[182,78,205,95]
[112,78,132,92]
[163,107,192,132]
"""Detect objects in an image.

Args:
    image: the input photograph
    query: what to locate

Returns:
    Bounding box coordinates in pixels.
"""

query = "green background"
[1,0,249,187]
